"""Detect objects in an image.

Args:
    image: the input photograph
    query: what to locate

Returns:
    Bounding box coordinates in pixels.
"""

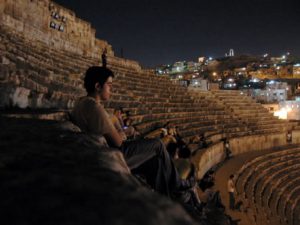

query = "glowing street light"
[274,107,291,119]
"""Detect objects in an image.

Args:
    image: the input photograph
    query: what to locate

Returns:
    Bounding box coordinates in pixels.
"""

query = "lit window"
[50,21,56,28]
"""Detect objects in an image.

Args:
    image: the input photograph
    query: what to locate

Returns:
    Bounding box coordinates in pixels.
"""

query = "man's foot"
[178,191,203,218]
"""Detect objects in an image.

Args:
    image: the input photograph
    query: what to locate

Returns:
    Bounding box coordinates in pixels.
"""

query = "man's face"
[100,76,113,101]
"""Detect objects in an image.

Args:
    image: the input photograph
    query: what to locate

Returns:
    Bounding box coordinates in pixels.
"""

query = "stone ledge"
[0,116,197,225]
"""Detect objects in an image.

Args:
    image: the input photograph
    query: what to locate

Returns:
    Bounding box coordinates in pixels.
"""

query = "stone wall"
[192,142,225,178]
[230,132,286,154]
[0,0,113,57]
[193,131,300,178]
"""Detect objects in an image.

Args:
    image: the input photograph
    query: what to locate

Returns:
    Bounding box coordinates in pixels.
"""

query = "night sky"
[54,0,300,68]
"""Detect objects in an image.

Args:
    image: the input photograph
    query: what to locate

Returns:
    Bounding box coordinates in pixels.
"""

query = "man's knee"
[151,138,168,155]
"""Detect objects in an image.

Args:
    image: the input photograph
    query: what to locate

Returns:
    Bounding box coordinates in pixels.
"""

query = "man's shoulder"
[75,96,103,109]
[77,96,98,104]
[72,97,106,120]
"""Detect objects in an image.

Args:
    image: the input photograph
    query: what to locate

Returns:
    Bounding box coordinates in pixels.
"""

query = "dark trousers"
[121,138,180,197]
[229,192,235,210]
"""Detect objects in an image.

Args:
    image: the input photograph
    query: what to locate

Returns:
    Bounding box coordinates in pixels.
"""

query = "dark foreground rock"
[0,115,198,225]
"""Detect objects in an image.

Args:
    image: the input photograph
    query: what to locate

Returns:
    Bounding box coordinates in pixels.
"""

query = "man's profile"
[71,66,197,199]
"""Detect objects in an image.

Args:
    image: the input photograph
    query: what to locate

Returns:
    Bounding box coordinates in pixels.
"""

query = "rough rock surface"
[0,115,199,225]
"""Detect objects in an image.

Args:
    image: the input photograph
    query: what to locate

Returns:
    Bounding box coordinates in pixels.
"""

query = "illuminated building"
[293,63,300,78]
[277,99,300,120]
[252,81,288,103]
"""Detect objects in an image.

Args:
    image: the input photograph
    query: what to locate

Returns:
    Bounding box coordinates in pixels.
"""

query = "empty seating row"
[211,90,297,135]
[235,147,300,225]
[1,25,295,144]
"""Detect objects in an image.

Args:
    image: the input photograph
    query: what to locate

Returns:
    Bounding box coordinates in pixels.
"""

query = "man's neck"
[87,93,101,103]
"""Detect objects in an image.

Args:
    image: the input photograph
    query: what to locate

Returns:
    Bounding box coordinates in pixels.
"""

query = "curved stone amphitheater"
[1,1,300,225]
[235,147,300,225]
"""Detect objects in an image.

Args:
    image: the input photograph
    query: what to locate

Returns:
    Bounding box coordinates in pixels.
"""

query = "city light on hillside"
[274,107,291,119]
[251,78,259,82]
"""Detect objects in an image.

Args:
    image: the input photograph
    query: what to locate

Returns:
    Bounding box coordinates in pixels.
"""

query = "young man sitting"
[71,66,199,205]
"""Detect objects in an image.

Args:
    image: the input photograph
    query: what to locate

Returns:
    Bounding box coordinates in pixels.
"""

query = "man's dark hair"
[206,181,215,189]
[84,66,114,94]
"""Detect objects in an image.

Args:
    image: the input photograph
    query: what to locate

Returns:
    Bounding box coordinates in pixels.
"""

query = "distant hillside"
[208,55,264,72]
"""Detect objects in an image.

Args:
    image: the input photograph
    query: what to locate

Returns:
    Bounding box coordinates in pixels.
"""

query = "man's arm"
[104,126,123,148]
[89,102,124,148]
[107,114,127,146]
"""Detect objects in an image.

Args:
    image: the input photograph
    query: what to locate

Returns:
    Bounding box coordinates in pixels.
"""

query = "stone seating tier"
[262,168,300,209]
[268,168,300,210]
[236,148,300,186]
[228,102,269,107]
[1,25,295,140]
[1,25,96,67]
[134,114,230,135]
[115,72,177,86]
[253,157,300,205]
[2,47,84,89]
[231,107,271,113]
[254,167,299,223]
[0,63,83,94]
[211,90,297,137]
[2,36,88,77]
[234,113,275,120]
[235,147,300,225]
[0,116,201,225]
[0,66,81,109]
[113,84,192,100]
[277,179,300,224]
[236,148,300,193]
[263,168,300,225]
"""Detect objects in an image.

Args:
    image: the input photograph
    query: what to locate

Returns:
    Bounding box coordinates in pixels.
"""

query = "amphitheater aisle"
[214,149,275,225]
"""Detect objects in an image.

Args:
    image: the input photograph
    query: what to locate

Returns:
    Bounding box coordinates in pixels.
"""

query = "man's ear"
[95,82,102,91]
